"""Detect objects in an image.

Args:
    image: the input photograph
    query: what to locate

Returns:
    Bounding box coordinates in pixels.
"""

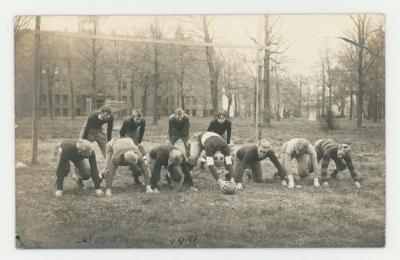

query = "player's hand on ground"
[95,189,104,197]
[153,187,160,194]
[313,178,321,187]
[189,186,198,192]
[322,181,329,187]
[145,185,153,193]
[236,182,243,191]
[55,190,63,197]
[281,180,288,187]
[354,181,361,188]
[105,189,112,197]
[217,178,228,192]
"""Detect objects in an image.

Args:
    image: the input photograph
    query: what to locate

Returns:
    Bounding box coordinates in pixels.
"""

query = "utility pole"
[32,16,41,164]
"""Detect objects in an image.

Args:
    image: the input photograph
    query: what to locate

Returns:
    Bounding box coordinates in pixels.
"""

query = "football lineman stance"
[80,105,114,158]
[168,108,191,156]
[233,139,287,190]
[148,144,197,193]
[101,137,152,196]
[281,138,320,188]
[314,139,361,188]
[119,109,146,156]
[207,111,232,144]
[189,132,235,192]
[55,139,103,197]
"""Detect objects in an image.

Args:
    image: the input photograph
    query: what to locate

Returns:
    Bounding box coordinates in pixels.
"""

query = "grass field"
[15,116,385,248]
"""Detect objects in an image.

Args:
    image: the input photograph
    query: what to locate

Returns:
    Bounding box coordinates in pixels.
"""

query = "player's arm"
[344,155,360,182]
[88,152,101,189]
[183,117,190,137]
[102,141,114,178]
[55,151,70,190]
[268,150,285,180]
[168,117,174,138]
[226,121,232,144]
[308,144,321,186]
[207,120,214,132]
[119,120,127,137]
[107,116,114,141]
[82,116,93,140]
[138,120,146,144]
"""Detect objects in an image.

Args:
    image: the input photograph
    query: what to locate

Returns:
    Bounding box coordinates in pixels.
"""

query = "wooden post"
[32,16,41,164]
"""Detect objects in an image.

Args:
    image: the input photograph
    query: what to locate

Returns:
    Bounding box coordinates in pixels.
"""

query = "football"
[223,181,237,195]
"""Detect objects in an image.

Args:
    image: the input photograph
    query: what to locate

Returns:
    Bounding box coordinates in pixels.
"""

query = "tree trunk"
[263,15,271,127]
[67,59,75,119]
[130,77,135,110]
[32,16,41,164]
[340,95,345,118]
[142,76,148,116]
[203,16,219,115]
[90,19,98,111]
[321,63,326,117]
[153,45,160,124]
[47,70,54,118]
[349,85,354,120]
[357,46,364,127]
[298,82,302,117]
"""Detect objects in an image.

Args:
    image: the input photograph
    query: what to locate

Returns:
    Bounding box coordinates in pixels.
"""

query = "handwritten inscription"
[168,235,199,246]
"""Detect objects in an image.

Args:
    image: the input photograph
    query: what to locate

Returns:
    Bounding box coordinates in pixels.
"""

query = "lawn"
[15,116,385,248]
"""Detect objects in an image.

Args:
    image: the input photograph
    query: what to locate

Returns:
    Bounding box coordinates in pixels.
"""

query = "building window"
[122,96,127,102]
[76,95,82,104]
[122,81,127,90]
[192,109,197,116]
[76,108,81,116]
[62,108,68,116]
[63,95,68,104]
[55,109,61,117]
[192,98,197,106]
[185,109,190,115]
[41,95,47,104]
[55,95,60,104]
[40,108,47,117]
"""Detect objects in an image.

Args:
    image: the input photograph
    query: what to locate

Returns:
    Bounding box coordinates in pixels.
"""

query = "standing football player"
[168,108,190,156]
[233,139,287,190]
[55,139,103,197]
[80,104,114,158]
[314,139,361,188]
[280,138,320,188]
[207,111,232,144]
[120,109,146,156]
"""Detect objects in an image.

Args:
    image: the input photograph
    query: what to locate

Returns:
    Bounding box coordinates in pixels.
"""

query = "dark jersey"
[119,117,146,143]
[56,140,101,190]
[82,111,114,141]
[207,119,232,144]
[198,132,230,157]
[315,139,355,172]
[149,144,193,187]
[236,144,283,175]
[168,114,190,137]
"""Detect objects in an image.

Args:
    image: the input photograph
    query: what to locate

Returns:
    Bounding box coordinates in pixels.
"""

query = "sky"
[27,14,384,78]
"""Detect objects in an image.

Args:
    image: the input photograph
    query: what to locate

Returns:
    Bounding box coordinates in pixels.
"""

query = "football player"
[314,139,361,188]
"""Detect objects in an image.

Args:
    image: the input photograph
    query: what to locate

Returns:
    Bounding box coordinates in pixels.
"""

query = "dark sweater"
[236,144,283,175]
[82,111,114,141]
[168,114,190,137]
[119,117,146,143]
[149,144,193,187]
[55,140,101,190]
[207,119,232,144]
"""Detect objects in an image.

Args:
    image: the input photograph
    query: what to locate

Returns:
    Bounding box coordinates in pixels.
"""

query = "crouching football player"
[314,139,361,188]
[101,137,152,196]
[55,139,103,197]
[233,139,287,190]
[148,145,197,193]
[189,132,235,193]
[281,138,320,189]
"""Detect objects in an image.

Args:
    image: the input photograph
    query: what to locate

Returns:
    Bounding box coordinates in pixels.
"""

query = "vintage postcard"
[14,14,385,248]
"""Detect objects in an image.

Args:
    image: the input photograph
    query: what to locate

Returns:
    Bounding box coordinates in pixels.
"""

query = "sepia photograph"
[14,14,385,248]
